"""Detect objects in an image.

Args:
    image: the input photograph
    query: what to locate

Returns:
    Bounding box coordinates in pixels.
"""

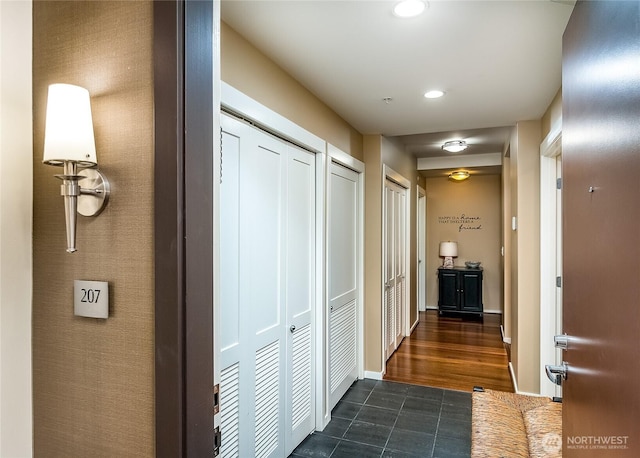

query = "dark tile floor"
[290,379,471,458]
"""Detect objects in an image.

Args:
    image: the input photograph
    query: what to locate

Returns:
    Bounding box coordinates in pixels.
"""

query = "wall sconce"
[439,241,458,268]
[449,170,470,181]
[43,83,110,253]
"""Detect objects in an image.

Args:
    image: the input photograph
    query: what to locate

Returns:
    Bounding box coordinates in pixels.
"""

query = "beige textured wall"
[363,135,383,371]
[32,2,155,456]
[221,22,363,160]
[425,175,502,313]
[509,120,542,394]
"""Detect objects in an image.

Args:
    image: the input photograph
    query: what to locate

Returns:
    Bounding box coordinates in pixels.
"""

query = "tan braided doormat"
[472,389,562,457]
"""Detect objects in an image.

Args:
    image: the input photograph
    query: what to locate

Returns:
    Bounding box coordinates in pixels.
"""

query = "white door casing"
[539,118,563,398]
[417,187,427,314]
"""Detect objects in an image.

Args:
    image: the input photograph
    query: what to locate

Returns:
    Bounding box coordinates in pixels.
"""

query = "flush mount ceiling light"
[449,170,470,181]
[442,140,468,153]
[393,0,427,18]
[424,90,445,99]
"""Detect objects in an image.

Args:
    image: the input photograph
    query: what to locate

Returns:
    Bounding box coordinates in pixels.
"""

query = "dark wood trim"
[154,0,214,456]
[184,0,214,455]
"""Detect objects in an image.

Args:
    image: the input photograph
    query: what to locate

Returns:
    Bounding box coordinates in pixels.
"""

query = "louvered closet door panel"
[220,119,243,369]
[384,182,396,360]
[394,189,406,347]
[219,115,286,458]
[328,163,359,409]
[219,363,240,457]
[220,116,247,458]
[285,145,315,454]
[245,130,287,458]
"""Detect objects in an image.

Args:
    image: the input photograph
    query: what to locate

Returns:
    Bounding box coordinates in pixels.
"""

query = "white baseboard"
[410,319,419,333]
[484,308,502,314]
[500,325,511,344]
[508,362,518,392]
[363,370,383,380]
[426,305,438,310]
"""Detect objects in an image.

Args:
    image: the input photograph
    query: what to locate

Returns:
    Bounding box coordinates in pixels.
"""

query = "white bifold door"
[219,114,315,457]
[327,162,360,409]
[384,179,407,361]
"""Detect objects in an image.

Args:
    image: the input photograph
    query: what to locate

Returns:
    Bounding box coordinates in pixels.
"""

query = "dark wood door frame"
[154,1,214,456]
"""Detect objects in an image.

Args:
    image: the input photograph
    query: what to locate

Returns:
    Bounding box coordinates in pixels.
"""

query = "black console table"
[438,266,483,317]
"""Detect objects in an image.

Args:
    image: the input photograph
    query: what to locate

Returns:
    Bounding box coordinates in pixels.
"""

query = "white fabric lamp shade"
[439,241,458,257]
[43,83,97,167]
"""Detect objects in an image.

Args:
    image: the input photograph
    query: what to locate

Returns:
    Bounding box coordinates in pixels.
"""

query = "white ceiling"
[221,0,574,160]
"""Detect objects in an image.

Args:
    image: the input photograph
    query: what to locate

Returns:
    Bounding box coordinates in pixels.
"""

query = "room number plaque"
[74,280,109,319]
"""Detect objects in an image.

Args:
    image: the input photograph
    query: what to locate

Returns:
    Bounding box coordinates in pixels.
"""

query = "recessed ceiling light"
[424,90,445,99]
[393,0,427,18]
[442,140,468,153]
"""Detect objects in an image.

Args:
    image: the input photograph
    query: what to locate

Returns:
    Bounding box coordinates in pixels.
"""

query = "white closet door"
[220,115,286,458]
[284,145,316,454]
[220,114,315,458]
[384,179,407,361]
[384,181,396,360]
[328,162,359,409]
[395,188,406,348]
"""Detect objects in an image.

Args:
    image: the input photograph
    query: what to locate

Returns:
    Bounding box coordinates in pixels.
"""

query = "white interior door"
[219,114,315,458]
[383,178,407,361]
[328,162,359,409]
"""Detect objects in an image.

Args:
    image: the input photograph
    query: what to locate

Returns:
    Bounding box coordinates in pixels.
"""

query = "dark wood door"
[562,2,640,456]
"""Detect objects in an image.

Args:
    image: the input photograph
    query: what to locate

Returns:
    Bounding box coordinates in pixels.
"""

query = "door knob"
[290,325,296,333]
[554,334,569,350]
[545,361,568,386]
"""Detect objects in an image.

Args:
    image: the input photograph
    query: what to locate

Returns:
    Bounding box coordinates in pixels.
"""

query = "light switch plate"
[74,280,109,319]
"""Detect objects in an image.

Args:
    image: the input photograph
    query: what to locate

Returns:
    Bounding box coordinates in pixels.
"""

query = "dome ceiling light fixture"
[393,0,427,18]
[449,170,470,181]
[442,140,468,153]
[424,90,445,99]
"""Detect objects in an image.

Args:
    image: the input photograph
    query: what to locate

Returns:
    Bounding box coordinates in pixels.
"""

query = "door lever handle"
[554,334,569,350]
[545,361,568,386]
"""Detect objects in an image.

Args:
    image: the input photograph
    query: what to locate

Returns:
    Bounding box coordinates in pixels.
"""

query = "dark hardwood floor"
[384,310,513,393]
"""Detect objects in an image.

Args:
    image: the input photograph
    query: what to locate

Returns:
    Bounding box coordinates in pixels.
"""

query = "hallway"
[384,311,513,392]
